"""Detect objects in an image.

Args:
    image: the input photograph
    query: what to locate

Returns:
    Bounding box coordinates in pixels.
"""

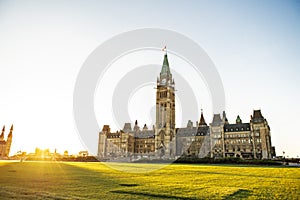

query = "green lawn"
[0,161,299,199]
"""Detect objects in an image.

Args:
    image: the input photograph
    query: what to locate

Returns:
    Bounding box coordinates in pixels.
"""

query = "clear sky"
[0,0,299,157]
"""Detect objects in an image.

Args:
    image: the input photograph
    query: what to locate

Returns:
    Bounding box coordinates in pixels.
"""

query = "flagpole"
[162,46,167,54]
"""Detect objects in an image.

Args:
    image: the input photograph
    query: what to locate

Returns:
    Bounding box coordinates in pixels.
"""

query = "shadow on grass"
[223,189,252,200]
[110,190,197,200]
[119,183,139,187]
[0,161,124,199]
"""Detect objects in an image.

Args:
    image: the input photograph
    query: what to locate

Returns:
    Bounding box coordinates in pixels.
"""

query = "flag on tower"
[162,46,167,52]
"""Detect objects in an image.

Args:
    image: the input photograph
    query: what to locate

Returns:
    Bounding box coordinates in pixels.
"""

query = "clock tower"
[155,52,176,158]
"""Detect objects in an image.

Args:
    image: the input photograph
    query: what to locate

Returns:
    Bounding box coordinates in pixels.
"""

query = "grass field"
[0,161,299,199]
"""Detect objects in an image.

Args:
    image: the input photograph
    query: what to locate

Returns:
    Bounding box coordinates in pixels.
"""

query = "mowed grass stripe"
[0,161,299,199]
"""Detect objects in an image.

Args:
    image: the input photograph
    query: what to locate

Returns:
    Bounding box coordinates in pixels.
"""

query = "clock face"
[161,78,166,84]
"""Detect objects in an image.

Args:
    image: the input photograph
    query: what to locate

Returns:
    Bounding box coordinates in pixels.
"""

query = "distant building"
[0,125,13,158]
[63,150,69,157]
[34,148,50,158]
[98,53,275,160]
[78,151,89,157]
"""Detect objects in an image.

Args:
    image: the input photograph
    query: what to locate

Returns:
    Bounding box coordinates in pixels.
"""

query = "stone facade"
[0,125,13,158]
[97,54,275,160]
[210,111,275,159]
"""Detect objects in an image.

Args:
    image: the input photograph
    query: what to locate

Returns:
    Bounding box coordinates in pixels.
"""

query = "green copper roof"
[236,115,242,123]
[160,53,171,75]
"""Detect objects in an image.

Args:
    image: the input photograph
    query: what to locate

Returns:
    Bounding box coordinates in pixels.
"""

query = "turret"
[123,123,132,132]
[186,120,193,128]
[250,110,272,159]
[102,125,111,133]
[143,124,148,131]
[134,120,140,132]
[236,115,242,124]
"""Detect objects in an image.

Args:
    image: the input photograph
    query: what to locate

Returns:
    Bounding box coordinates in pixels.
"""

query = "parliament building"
[98,53,275,160]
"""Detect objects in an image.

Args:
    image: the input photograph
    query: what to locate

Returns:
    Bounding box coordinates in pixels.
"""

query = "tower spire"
[0,125,4,140]
[160,53,171,76]
[160,46,171,77]
[8,124,13,137]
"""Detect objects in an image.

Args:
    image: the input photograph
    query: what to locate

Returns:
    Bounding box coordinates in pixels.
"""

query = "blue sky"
[0,0,299,157]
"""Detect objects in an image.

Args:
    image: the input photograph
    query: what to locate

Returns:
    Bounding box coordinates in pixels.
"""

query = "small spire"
[225,117,229,124]
[222,111,226,119]
[143,124,148,130]
[222,111,229,124]
[236,115,242,124]
[10,124,13,131]
[199,109,207,127]
[134,120,140,132]
[0,126,4,140]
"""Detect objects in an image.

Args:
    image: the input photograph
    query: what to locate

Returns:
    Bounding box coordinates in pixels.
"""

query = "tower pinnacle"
[199,109,207,127]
